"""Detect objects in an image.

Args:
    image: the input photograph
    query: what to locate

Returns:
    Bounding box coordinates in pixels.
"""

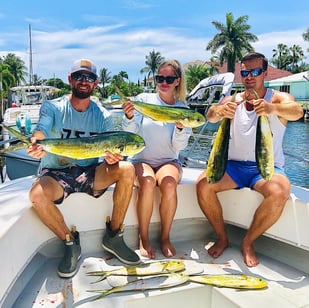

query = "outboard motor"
[16,113,32,135]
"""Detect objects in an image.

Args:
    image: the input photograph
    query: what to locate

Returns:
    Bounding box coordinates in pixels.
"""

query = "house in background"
[265,71,309,102]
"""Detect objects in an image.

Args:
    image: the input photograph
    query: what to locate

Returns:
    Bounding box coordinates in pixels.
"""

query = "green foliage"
[206,12,258,73]
[186,64,219,92]
[271,43,306,73]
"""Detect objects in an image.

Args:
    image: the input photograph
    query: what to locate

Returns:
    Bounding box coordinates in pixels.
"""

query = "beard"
[72,87,93,99]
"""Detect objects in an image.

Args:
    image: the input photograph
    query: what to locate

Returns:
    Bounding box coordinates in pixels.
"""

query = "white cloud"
[1,26,308,84]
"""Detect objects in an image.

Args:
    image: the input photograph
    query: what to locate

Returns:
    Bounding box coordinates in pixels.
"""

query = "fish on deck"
[189,274,268,289]
[87,272,189,300]
[87,260,186,283]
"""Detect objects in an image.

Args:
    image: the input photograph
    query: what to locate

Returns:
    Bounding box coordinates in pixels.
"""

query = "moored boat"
[0,167,308,307]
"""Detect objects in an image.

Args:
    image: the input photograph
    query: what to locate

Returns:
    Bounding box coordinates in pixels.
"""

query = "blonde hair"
[158,59,187,103]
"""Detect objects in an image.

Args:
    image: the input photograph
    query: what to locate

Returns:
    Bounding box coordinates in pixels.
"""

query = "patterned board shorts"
[40,164,107,204]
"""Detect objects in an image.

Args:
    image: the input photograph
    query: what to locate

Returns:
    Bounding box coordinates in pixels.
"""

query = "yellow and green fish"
[87,272,189,300]
[206,118,230,183]
[115,99,206,128]
[252,90,274,180]
[87,260,185,283]
[189,274,268,289]
[87,272,267,300]
[1,125,145,159]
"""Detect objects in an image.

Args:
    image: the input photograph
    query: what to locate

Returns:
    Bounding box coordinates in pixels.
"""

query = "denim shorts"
[226,160,286,189]
[40,164,107,204]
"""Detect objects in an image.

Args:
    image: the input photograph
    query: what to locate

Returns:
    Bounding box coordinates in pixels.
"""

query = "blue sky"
[0,0,308,83]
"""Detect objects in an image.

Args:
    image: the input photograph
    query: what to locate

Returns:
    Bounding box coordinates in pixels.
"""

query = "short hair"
[241,52,268,71]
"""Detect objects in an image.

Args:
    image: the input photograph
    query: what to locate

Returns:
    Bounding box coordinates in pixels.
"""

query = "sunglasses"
[155,75,178,84]
[71,72,97,83]
[240,68,264,78]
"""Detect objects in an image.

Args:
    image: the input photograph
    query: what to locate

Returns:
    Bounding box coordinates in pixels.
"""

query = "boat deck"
[7,220,309,308]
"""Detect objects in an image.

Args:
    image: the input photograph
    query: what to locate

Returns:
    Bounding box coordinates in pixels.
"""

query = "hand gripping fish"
[87,260,185,283]
[1,125,145,159]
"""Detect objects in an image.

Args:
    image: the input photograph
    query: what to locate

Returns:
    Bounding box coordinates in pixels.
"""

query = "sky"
[0,0,308,84]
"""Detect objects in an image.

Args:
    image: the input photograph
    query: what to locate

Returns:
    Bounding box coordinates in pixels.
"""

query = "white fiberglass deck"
[7,220,309,308]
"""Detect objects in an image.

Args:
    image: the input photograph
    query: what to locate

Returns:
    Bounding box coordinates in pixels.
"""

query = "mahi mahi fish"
[87,260,185,283]
[189,274,268,289]
[252,90,274,180]
[87,273,189,300]
[206,117,230,183]
[115,99,206,128]
[256,115,274,180]
[1,125,145,159]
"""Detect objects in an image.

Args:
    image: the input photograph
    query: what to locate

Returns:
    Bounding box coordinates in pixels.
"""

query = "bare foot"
[241,243,259,267]
[207,239,229,258]
[160,239,176,257]
[139,238,156,259]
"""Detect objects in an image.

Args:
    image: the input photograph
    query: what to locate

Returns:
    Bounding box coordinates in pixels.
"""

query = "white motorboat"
[1,73,308,307]
[0,85,59,180]
[0,167,308,307]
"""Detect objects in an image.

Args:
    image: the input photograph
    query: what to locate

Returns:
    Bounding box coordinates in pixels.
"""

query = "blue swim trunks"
[226,160,286,189]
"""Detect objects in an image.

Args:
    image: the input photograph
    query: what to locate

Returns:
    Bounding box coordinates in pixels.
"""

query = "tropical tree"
[271,44,290,70]
[185,64,214,92]
[0,58,15,92]
[289,44,305,72]
[98,67,112,99]
[302,28,309,52]
[206,12,258,73]
[140,50,164,86]
[2,53,27,86]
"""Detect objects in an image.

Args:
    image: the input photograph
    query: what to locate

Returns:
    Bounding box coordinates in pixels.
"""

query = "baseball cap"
[70,59,97,76]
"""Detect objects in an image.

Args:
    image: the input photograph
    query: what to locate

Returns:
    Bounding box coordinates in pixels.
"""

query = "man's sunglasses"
[155,75,178,84]
[240,68,264,78]
[71,72,97,83]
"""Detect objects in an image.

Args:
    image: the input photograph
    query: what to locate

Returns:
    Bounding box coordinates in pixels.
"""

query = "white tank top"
[228,88,286,168]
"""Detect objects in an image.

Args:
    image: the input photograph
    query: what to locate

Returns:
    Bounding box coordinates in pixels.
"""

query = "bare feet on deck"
[160,239,176,258]
[241,243,259,267]
[139,238,156,259]
[207,239,229,259]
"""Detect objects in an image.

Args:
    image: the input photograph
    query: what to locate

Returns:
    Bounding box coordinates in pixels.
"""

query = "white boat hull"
[0,167,309,307]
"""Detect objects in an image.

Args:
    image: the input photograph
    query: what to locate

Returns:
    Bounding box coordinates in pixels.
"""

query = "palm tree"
[289,44,305,72]
[99,67,112,99]
[302,28,309,52]
[3,53,27,86]
[185,64,213,92]
[118,70,129,81]
[140,50,164,86]
[0,58,15,92]
[271,44,290,70]
[206,12,258,73]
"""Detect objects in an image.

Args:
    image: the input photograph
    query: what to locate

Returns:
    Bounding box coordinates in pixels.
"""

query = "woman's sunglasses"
[155,75,178,84]
[240,68,264,78]
[71,72,97,83]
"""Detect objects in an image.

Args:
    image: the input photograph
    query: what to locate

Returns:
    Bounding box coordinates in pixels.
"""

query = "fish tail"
[86,271,108,283]
[2,125,31,145]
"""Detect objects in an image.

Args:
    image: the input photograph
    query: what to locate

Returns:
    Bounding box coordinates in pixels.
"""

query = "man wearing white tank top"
[196,52,303,267]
